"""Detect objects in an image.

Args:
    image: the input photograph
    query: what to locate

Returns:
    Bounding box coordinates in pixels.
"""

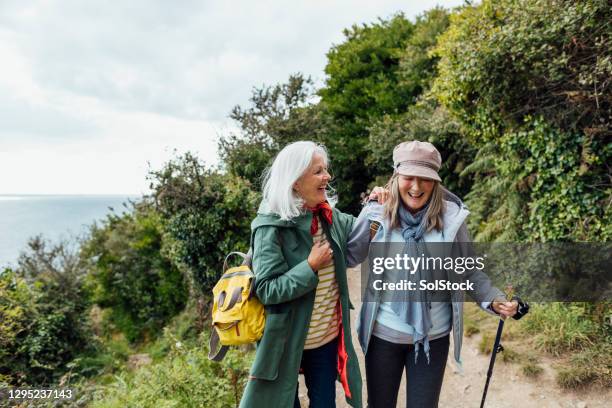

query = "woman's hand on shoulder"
[368,186,389,204]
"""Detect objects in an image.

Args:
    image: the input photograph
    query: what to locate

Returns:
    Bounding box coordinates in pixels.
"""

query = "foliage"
[367,96,474,197]
[149,153,260,294]
[321,14,415,126]
[398,7,452,99]
[90,330,253,408]
[435,0,611,137]
[218,74,326,189]
[518,301,611,390]
[318,14,416,212]
[433,0,611,241]
[522,303,606,355]
[555,342,612,389]
[0,237,93,386]
[83,203,188,343]
[0,269,33,385]
[366,8,466,184]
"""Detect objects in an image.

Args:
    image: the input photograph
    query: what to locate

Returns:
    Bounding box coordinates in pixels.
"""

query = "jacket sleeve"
[252,226,319,305]
[454,222,505,315]
[346,201,384,267]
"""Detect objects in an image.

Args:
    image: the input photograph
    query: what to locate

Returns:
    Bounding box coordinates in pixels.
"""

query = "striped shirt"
[304,218,340,350]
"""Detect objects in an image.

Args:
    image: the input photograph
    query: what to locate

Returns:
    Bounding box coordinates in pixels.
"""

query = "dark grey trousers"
[365,334,449,408]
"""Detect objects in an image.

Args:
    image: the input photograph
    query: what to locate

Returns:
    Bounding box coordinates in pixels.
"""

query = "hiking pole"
[479,317,505,408]
[480,295,529,408]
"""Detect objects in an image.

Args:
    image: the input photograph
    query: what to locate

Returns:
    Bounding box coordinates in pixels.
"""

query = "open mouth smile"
[407,191,424,198]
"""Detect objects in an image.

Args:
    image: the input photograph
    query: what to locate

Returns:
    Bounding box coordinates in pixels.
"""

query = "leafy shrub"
[90,331,253,408]
[83,203,188,342]
[434,0,611,137]
[0,268,34,385]
[0,237,93,385]
[149,153,260,294]
[433,0,611,241]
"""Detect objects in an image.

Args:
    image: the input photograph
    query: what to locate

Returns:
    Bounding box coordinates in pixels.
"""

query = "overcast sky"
[0,0,464,195]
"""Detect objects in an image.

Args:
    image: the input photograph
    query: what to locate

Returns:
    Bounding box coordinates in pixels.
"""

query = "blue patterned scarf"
[388,201,432,363]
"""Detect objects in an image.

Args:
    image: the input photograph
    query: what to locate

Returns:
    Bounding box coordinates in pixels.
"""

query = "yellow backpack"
[208,251,265,361]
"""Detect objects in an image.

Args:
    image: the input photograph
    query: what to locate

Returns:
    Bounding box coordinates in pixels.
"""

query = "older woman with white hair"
[239,141,386,408]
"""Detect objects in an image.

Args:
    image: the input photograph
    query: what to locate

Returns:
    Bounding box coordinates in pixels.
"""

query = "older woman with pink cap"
[347,140,518,408]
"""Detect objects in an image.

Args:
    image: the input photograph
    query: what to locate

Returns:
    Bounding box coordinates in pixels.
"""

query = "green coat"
[239,206,363,408]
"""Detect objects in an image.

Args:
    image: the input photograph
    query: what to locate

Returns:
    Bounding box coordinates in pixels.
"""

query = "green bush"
[90,331,253,408]
[149,153,260,294]
[83,203,188,342]
[0,237,93,386]
[0,268,34,385]
[435,0,610,136]
[433,0,611,241]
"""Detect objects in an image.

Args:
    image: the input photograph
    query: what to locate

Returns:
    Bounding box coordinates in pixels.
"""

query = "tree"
[218,74,326,189]
[149,153,260,294]
[367,96,474,197]
[398,7,452,98]
[365,7,471,193]
[1,238,93,385]
[318,14,416,212]
[83,203,188,342]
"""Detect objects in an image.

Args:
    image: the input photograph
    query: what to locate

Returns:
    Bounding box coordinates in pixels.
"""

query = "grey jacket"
[346,195,504,368]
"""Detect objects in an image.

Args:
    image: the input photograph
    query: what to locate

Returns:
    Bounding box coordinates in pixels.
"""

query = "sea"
[0,194,140,269]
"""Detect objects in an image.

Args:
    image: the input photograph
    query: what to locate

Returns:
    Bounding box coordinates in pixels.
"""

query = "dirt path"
[298,268,611,407]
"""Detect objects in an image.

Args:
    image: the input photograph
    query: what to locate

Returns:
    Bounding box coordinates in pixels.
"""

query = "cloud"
[0,0,464,194]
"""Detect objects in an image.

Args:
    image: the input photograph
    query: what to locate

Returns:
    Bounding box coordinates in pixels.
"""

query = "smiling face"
[294,153,331,208]
[397,175,435,212]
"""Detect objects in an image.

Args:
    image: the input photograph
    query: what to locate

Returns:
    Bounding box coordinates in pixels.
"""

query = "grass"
[465,302,612,390]
[44,303,254,408]
[555,343,612,389]
[522,303,599,356]
[89,335,253,408]
[500,346,519,363]
[88,304,254,407]
[521,361,544,378]
[478,332,493,355]
[556,366,596,389]
[465,322,480,337]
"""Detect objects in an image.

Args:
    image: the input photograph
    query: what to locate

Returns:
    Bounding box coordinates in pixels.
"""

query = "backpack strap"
[222,286,244,311]
[223,251,249,272]
[370,220,381,240]
[209,287,244,362]
[208,329,229,362]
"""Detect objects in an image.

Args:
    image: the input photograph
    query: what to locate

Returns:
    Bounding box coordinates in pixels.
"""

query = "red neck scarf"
[306,201,333,235]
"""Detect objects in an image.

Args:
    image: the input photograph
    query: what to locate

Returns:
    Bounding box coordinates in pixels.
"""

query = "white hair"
[261,141,336,220]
